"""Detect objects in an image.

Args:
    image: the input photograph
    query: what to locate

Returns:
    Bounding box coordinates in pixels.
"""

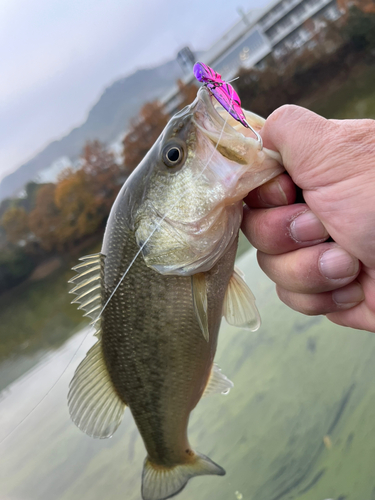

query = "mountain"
[0,58,184,202]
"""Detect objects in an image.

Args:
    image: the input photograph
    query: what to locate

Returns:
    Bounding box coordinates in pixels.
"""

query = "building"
[163,0,343,113]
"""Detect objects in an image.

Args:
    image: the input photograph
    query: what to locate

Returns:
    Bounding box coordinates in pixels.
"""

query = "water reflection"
[0,249,374,500]
[0,328,94,443]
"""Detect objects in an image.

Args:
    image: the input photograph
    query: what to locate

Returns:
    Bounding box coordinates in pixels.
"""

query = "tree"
[29,183,63,252]
[123,101,169,174]
[55,168,101,243]
[20,181,40,212]
[1,206,29,245]
[80,140,122,216]
[0,198,13,221]
[176,79,198,109]
[342,6,375,50]
[0,249,35,294]
[54,141,121,246]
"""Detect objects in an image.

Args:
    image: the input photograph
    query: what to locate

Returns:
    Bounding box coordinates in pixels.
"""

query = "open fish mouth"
[193,87,260,165]
[194,87,264,142]
[194,87,238,136]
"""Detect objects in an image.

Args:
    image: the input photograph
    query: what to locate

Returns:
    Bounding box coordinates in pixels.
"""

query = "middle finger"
[257,243,361,294]
[242,203,329,255]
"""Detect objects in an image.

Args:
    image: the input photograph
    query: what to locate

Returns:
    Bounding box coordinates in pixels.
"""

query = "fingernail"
[319,248,359,280]
[259,179,288,206]
[290,211,329,243]
[333,282,364,307]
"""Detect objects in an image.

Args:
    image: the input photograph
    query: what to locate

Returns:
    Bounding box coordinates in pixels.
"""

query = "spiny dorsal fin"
[223,266,261,331]
[69,253,104,325]
[203,363,233,397]
[191,273,209,342]
[68,340,126,438]
[68,253,126,437]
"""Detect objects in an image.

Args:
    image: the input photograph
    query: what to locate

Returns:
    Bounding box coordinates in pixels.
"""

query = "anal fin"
[223,266,261,331]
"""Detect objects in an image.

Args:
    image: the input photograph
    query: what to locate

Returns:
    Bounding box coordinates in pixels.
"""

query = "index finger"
[261,105,336,189]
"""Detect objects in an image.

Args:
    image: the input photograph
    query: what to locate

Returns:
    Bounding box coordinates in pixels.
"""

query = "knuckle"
[268,104,302,124]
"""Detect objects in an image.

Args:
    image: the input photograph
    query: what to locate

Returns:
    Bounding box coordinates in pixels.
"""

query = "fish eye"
[162,144,184,168]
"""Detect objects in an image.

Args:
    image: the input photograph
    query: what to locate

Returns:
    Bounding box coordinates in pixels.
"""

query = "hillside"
[0,58,183,201]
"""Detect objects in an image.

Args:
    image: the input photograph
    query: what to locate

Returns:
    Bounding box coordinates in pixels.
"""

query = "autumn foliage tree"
[29,183,63,251]
[54,140,121,246]
[176,79,198,109]
[123,101,169,174]
[80,140,122,216]
[0,141,121,293]
[29,140,122,252]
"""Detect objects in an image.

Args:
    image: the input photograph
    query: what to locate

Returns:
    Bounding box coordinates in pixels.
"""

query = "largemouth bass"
[68,87,283,500]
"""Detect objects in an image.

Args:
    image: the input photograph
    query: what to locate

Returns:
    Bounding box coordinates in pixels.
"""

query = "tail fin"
[141,452,225,500]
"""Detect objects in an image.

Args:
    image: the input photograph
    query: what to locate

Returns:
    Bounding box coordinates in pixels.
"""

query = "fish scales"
[101,225,237,465]
[68,86,284,500]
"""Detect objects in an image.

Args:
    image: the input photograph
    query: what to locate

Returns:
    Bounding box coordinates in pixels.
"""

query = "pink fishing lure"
[193,62,248,128]
[193,62,262,148]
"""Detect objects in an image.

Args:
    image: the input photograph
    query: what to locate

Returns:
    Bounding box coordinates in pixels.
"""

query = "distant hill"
[0,58,185,202]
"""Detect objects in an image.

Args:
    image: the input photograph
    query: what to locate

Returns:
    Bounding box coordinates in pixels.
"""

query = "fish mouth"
[194,86,261,140]
[193,86,259,164]
[195,87,238,136]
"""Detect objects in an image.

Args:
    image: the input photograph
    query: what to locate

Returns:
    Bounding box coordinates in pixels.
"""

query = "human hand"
[242,105,375,333]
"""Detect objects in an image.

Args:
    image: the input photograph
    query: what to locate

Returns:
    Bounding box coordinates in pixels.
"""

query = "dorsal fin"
[223,266,261,331]
[69,253,104,326]
[68,252,126,438]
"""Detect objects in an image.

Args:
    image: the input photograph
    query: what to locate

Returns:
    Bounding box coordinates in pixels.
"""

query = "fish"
[68,86,284,500]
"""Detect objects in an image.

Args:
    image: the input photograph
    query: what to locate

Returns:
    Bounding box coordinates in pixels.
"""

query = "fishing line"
[0,327,91,445]
[0,89,233,445]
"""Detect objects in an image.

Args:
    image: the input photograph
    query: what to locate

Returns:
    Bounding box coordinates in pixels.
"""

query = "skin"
[242,105,375,333]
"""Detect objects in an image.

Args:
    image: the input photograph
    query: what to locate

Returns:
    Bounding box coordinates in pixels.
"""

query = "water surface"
[1,249,374,500]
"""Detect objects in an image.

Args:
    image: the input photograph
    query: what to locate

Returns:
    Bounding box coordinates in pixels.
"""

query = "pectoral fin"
[223,266,261,331]
[191,273,209,342]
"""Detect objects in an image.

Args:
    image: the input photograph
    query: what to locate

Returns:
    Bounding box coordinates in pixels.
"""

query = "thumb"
[260,105,336,189]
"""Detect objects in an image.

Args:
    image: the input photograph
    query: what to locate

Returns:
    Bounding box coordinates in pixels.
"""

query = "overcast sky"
[0,0,266,182]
